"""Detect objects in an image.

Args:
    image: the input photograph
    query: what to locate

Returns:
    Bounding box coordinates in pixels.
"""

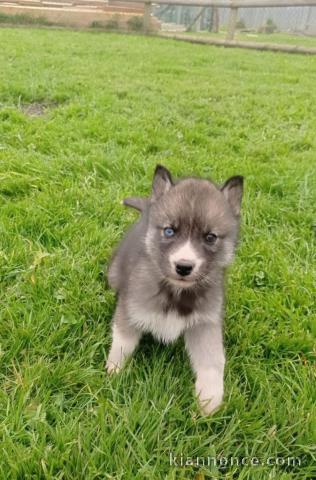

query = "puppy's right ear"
[123,197,147,213]
[152,165,173,201]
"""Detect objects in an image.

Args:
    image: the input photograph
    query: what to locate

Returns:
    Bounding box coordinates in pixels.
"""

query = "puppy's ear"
[221,176,244,216]
[123,197,147,213]
[152,165,173,200]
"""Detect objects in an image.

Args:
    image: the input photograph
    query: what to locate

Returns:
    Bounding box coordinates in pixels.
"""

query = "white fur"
[184,321,225,415]
[106,323,141,373]
[127,300,221,344]
[128,307,186,343]
[169,240,203,271]
[168,278,195,288]
[195,368,224,415]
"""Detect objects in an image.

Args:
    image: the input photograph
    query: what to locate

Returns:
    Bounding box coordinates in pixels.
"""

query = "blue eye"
[164,227,175,238]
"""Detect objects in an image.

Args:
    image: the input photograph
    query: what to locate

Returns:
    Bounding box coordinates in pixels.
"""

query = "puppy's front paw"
[198,393,223,415]
[195,373,224,416]
[106,359,122,375]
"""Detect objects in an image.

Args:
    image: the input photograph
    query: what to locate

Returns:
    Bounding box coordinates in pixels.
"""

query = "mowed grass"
[0,27,315,479]
[184,30,316,48]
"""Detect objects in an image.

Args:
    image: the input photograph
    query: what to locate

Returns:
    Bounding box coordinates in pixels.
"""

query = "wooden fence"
[112,0,316,44]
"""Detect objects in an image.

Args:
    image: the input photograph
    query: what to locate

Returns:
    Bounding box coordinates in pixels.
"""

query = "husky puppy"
[106,165,243,415]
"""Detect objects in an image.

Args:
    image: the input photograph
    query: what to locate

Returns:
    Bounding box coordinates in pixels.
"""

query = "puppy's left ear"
[221,176,244,216]
[152,165,174,201]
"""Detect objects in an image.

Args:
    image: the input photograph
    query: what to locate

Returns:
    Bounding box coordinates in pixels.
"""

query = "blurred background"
[1,0,316,40]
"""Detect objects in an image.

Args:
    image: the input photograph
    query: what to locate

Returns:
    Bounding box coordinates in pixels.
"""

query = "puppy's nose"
[175,261,194,277]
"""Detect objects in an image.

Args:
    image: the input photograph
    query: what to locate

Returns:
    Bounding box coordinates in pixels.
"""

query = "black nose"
[175,262,194,277]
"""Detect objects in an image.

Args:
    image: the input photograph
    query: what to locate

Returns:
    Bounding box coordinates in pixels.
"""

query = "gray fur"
[123,196,148,212]
[106,165,243,415]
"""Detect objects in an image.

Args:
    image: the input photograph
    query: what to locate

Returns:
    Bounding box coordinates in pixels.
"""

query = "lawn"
[0,27,315,479]
[184,30,316,48]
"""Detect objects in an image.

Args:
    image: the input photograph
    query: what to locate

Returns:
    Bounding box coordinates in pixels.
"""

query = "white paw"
[195,374,224,416]
[106,359,122,375]
[198,393,223,415]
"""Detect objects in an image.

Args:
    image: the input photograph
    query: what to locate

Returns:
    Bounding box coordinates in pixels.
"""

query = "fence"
[1,0,316,51]
[155,4,316,35]
[113,0,316,39]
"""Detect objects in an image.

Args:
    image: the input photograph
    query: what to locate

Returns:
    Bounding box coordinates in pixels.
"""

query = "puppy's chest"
[127,303,198,343]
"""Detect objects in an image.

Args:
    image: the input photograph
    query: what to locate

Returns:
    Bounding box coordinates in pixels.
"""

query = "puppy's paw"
[195,375,223,416]
[106,360,122,375]
[198,394,223,416]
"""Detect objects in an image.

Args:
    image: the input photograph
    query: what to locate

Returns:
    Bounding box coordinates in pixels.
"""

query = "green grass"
[184,30,316,48]
[0,12,53,26]
[0,27,315,479]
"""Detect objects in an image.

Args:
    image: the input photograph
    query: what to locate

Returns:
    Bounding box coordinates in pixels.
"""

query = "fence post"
[210,7,219,33]
[226,6,238,40]
[187,6,206,32]
[143,1,152,33]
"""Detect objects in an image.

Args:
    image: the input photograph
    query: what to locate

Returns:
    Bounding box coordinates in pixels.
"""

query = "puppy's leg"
[106,304,141,374]
[184,322,225,415]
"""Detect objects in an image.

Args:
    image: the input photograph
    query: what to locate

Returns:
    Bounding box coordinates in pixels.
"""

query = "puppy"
[106,165,243,415]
